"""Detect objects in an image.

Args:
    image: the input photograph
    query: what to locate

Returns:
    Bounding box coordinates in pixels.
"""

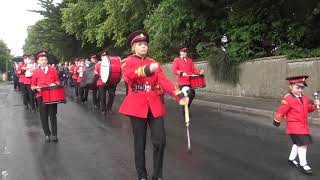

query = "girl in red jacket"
[119,30,189,180]
[273,75,320,175]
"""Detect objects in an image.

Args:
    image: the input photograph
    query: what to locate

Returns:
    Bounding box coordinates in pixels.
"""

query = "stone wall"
[161,56,320,99]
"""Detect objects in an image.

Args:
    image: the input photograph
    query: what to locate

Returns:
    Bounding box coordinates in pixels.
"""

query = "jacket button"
[146,82,149,84]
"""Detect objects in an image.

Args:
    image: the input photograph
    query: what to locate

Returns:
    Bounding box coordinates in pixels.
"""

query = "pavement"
[2,82,320,180]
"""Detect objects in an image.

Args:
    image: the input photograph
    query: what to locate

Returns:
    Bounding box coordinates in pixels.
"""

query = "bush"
[197,43,239,84]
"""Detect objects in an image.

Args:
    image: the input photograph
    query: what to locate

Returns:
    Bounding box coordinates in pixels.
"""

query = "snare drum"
[189,75,206,89]
[100,56,121,85]
[41,85,66,104]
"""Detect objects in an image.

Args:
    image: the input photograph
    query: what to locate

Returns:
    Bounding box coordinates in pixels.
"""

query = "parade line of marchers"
[11,30,320,179]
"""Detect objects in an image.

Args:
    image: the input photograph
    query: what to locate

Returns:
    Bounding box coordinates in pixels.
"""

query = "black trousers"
[98,84,117,111]
[25,84,35,110]
[22,84,30,106]
[13,76,19,90]
[75,82,80,97]
[68,77,74,87]
[63,75,68,86]
[79,86,89,102]
[91,84,99,106]
[130,112,166,179]
[38,97,58,136]
[125,82,128,96]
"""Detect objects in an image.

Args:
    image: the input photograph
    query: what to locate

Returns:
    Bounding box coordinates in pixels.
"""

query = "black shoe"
[299,164,312,175]
[45,135,51,142]
[52,136,59,142]
[288,159,299,167]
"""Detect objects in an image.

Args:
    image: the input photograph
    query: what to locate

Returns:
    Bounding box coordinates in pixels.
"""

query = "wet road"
[1,84,320,180]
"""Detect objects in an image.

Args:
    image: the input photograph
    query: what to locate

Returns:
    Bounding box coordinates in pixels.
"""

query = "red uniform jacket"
[69,65,78,80]
[75,66,85,83]
[119,55,182,118]
[17,64,25,83]
[274,93,317,134]
[172,57,200,86]
[23,63,35,85]
[31,66,61,98]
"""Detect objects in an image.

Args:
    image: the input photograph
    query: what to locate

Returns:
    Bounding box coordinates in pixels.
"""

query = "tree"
[24,0,100,63]
[144,0,213,62]
[0,39,12,74]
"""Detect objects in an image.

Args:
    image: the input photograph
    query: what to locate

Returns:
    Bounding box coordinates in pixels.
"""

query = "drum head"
[101,56,111,83]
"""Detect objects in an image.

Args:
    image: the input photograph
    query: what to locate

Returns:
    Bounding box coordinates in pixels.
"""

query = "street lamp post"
[221,35,229,52]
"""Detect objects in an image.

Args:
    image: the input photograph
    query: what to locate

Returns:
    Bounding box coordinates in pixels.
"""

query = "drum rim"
[189,74,205,79]
[43,100,66,104]
[191,85,206,89]
[41,85,64,90]
[105,56,122,85]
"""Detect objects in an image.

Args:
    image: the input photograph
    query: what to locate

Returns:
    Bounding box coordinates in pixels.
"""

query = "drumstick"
[184,104,192,153]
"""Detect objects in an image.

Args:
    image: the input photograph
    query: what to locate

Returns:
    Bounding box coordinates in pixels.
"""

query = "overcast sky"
[0,0,62,56]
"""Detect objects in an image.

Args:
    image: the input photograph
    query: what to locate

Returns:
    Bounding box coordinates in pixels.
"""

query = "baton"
[184,104,192,152]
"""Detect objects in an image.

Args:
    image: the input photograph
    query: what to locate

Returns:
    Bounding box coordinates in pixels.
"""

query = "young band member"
[273,75,320,175]
[22,55,36,112]
[17,56,28,107]
[172,47,204,116]
[13,61,20,91]
[89,54,99,108]
[119,30,189,180]
[77,58,89,103]
[69,59,79,96]
[31,51,61,142]
[94,50,118,114]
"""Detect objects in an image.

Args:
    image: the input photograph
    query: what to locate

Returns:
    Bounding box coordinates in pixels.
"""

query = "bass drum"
[100,55,121,85]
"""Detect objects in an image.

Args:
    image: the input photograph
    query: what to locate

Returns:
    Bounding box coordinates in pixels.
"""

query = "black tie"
[298,96,303,103]
[43,67,47,74]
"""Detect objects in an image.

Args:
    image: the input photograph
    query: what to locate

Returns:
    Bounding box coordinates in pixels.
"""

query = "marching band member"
[20,55,31,109]
[15,61,24,91]
[94,50,118,114]
[172,47,204,116]
[89,54,99,109]
[13,61,20,91]
[69,59,79,96]
[17,59,26,93]
[22,55,37,112]
[31,51,61,142]
[62,61,69,86]
[77,58,89,103]
[273,75,320,175]
[119,30,189,180]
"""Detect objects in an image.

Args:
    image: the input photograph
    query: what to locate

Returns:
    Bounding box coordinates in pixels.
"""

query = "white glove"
[149,63,159,73]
